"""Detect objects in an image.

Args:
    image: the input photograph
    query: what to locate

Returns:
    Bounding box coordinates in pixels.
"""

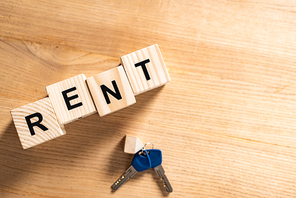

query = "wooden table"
[1,1,296,197]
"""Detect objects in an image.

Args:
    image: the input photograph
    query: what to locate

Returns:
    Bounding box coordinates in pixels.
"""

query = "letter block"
[86,66,136,116]
[10,98,66,149]
[46,74,96,125]
[121,44,171,95]
[124,135,144,154]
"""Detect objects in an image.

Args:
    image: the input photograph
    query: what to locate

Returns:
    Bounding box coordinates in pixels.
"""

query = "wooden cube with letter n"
[86,66,136,116]
[121,44,171,95]
[46,74,97,125]
[10,98,66,149]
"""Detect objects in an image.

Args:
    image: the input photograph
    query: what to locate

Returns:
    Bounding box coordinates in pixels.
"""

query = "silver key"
[154,164,173,193]
[148,149,173,193]
[111,150,151,191]
[111,165,137,191]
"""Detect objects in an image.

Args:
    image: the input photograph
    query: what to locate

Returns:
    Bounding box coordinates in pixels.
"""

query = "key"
[148,149,173,193]
[111,149,152,191]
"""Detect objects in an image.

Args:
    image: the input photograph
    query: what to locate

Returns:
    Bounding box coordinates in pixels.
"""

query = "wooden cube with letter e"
[86,66,136,116]
[121,44,171,95]
[46,74,97,125]
[10,98,66,149]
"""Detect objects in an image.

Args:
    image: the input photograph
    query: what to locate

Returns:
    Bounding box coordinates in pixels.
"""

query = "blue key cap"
[132,149,152,172]
[144,149,162,168]
[111,149,152,191]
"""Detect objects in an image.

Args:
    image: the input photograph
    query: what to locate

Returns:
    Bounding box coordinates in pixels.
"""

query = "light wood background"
[1,0,296,197]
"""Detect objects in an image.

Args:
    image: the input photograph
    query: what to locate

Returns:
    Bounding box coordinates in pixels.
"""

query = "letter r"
[25,112,48,136]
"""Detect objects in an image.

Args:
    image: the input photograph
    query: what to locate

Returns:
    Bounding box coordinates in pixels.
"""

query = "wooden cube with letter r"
[86,66,136,116]
[10,97,66,149]
[46,74,97,125]
[121,44,171,95]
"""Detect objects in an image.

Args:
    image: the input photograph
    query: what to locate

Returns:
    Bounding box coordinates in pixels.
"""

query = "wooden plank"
[1,32,296,198]
[1,1,296,197]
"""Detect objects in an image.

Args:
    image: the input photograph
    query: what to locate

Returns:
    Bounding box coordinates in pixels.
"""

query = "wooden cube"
[46,74,97,125]
[121,44,171,95]
[10,98,66,149]
[124,135,144,154]
[86,66,136,117]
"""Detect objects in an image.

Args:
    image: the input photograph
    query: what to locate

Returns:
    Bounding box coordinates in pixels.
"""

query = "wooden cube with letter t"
[46,74,97,125]
[121,44,171,95]
[86,66,136,116]
[10,98,66,149]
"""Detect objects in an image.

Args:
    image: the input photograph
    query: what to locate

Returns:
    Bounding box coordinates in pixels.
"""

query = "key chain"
[111,142,173,193]
[139,143,154,156]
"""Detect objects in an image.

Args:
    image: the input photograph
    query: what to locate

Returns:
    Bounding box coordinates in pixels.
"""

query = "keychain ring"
[141,142,154,151]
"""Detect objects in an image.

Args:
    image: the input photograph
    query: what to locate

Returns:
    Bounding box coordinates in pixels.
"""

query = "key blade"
[154,165,173,193]
[111,165,137,191]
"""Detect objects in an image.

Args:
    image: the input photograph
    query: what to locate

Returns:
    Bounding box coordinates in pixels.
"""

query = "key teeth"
[161,178,172,193]
[111,165,138,191]
[154,165,173,193]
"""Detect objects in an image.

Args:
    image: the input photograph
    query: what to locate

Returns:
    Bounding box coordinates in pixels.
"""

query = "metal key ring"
[141,142,154,152]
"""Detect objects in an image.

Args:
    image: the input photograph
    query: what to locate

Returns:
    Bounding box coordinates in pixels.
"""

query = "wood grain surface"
[1,0,296,197]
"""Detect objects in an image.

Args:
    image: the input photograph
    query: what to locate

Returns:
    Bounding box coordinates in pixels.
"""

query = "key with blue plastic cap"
[148,149,173,193]
[111,149,152,191]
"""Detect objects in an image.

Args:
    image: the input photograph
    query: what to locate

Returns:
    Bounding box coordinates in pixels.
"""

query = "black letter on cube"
[25,112,48,136]
[100,80,122,104]
[62,86,83,110]
[135,59,151,81]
